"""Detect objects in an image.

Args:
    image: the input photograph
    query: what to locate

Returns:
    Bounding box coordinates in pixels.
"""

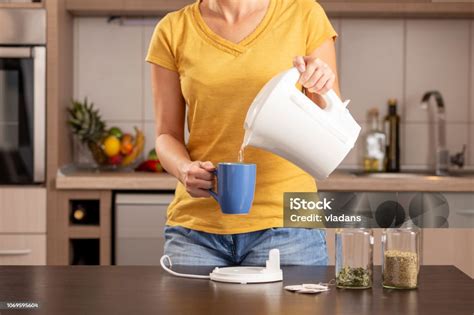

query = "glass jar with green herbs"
[335,228,373,289]
[382,228,420,289]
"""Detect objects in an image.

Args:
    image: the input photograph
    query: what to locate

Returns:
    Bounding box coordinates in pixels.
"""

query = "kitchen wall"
[73,17,474,170]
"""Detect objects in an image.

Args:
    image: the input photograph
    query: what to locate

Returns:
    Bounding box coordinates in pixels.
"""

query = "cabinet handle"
[456,210,474,216]
[0,249,32,256]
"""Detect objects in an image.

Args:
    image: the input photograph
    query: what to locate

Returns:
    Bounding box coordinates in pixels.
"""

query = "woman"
[146,0,339,266]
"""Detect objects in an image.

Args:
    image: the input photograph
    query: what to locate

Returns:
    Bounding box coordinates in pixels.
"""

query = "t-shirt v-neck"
[191,0,277,55]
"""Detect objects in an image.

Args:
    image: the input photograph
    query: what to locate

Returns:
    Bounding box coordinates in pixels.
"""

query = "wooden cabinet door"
[0,235,46,265]
[422,228,473,278]
[0,188,46,233]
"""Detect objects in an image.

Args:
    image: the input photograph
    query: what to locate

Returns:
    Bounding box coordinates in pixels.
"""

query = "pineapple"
[67,98,107,165]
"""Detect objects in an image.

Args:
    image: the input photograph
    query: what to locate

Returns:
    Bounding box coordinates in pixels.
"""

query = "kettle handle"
[323,90,350,110]
[285,67,349,111]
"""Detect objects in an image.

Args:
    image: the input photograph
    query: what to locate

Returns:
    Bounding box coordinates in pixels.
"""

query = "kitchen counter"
[56,166,474,192]
[319,171,474,192]
[0,266,472,315]
[56,166,177,190]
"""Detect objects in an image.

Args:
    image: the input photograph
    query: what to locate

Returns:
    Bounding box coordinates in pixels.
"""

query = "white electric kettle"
[243,67,361,180]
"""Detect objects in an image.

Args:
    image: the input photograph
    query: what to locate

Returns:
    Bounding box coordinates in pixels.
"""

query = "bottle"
[70,201,100,225]
[384,99,400,172]
[71,205,87,225]
[382,228,420,289]
[363,108,386,172]
[335,228,373,289]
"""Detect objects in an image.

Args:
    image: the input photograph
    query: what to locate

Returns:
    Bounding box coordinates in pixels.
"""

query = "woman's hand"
[179,161,216,198]
[293,56,336,95]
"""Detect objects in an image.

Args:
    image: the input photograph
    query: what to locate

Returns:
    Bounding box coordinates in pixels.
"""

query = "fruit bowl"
[87,127,145,170]
[68,99,145,171]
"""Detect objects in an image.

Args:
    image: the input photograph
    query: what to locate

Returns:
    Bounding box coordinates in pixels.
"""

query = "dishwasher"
[114,193,174,265]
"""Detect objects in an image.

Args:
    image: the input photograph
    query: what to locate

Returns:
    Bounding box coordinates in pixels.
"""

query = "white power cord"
[160,255,211,280]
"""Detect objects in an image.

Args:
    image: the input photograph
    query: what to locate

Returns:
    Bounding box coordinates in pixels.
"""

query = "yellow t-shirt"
[146,0,337,234]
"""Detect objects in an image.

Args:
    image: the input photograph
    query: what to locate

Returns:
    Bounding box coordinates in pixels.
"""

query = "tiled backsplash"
[73,17,474,169]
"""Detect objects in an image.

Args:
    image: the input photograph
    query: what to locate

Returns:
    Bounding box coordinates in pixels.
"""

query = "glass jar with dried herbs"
[335,228,373,289]
[382,228,420,289]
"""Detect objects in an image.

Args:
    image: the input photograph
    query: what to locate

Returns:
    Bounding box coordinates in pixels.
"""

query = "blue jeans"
[164,226,328,266]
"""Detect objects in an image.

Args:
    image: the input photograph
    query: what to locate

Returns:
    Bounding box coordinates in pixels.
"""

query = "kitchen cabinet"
[0,188,46,233]
[0,235,46,265]
[433,0,473,2]
[55,191,111,265]
[0,2,43,9]
[51,189,174,265]
[65,0,474,18]
[0,188,47,265]
[444,192,474,228]
[423,229,474,277]
[452,229,474,277]
[440,193,474,277]
[55,170,474,273]
[321,0,474,18]
[66,0,193,16]
[115,193,173,265]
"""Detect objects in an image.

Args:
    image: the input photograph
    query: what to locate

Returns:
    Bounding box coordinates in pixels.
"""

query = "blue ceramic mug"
[209,163,256,215]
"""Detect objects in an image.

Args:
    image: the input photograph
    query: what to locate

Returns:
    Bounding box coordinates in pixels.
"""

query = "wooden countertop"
[318,171,474,192]
[0,266,472,315]
[56,167,474,192]
[56,166,178,190]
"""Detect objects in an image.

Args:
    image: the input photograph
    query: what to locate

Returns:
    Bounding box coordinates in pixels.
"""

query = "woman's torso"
[147,0,337,234]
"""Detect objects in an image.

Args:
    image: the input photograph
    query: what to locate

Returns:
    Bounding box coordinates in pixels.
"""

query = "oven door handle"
[33,46,46,183]
[0,47,32,58]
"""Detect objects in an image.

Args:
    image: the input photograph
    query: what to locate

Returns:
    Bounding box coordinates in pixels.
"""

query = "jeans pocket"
[164,225,192,240]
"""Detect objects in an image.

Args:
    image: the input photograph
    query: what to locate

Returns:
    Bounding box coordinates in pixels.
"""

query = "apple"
[108,154,123,165]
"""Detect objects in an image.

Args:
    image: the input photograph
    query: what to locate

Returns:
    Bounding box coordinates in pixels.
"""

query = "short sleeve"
[146,15,178,72]
[305,2,338,55]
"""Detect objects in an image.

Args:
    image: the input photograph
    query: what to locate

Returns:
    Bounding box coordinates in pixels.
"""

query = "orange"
[121,142,133,155]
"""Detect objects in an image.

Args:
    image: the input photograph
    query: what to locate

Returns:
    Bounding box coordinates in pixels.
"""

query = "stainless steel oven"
[0,9,46,184]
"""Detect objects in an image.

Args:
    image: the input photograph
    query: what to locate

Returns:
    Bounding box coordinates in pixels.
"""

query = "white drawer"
[116,237,164,265]
[116,204,168,238]
[0,234,46,265]
[0,188,46,233]
[115,193,172,238]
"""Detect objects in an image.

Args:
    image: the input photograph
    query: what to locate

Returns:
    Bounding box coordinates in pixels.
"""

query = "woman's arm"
[151,64,215,198]
[293,38,340,108]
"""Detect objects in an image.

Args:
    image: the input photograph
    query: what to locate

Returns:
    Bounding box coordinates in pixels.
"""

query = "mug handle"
[208,169,218,201]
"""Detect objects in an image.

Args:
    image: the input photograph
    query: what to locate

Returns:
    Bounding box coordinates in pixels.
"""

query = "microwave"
[0,9,46,184]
